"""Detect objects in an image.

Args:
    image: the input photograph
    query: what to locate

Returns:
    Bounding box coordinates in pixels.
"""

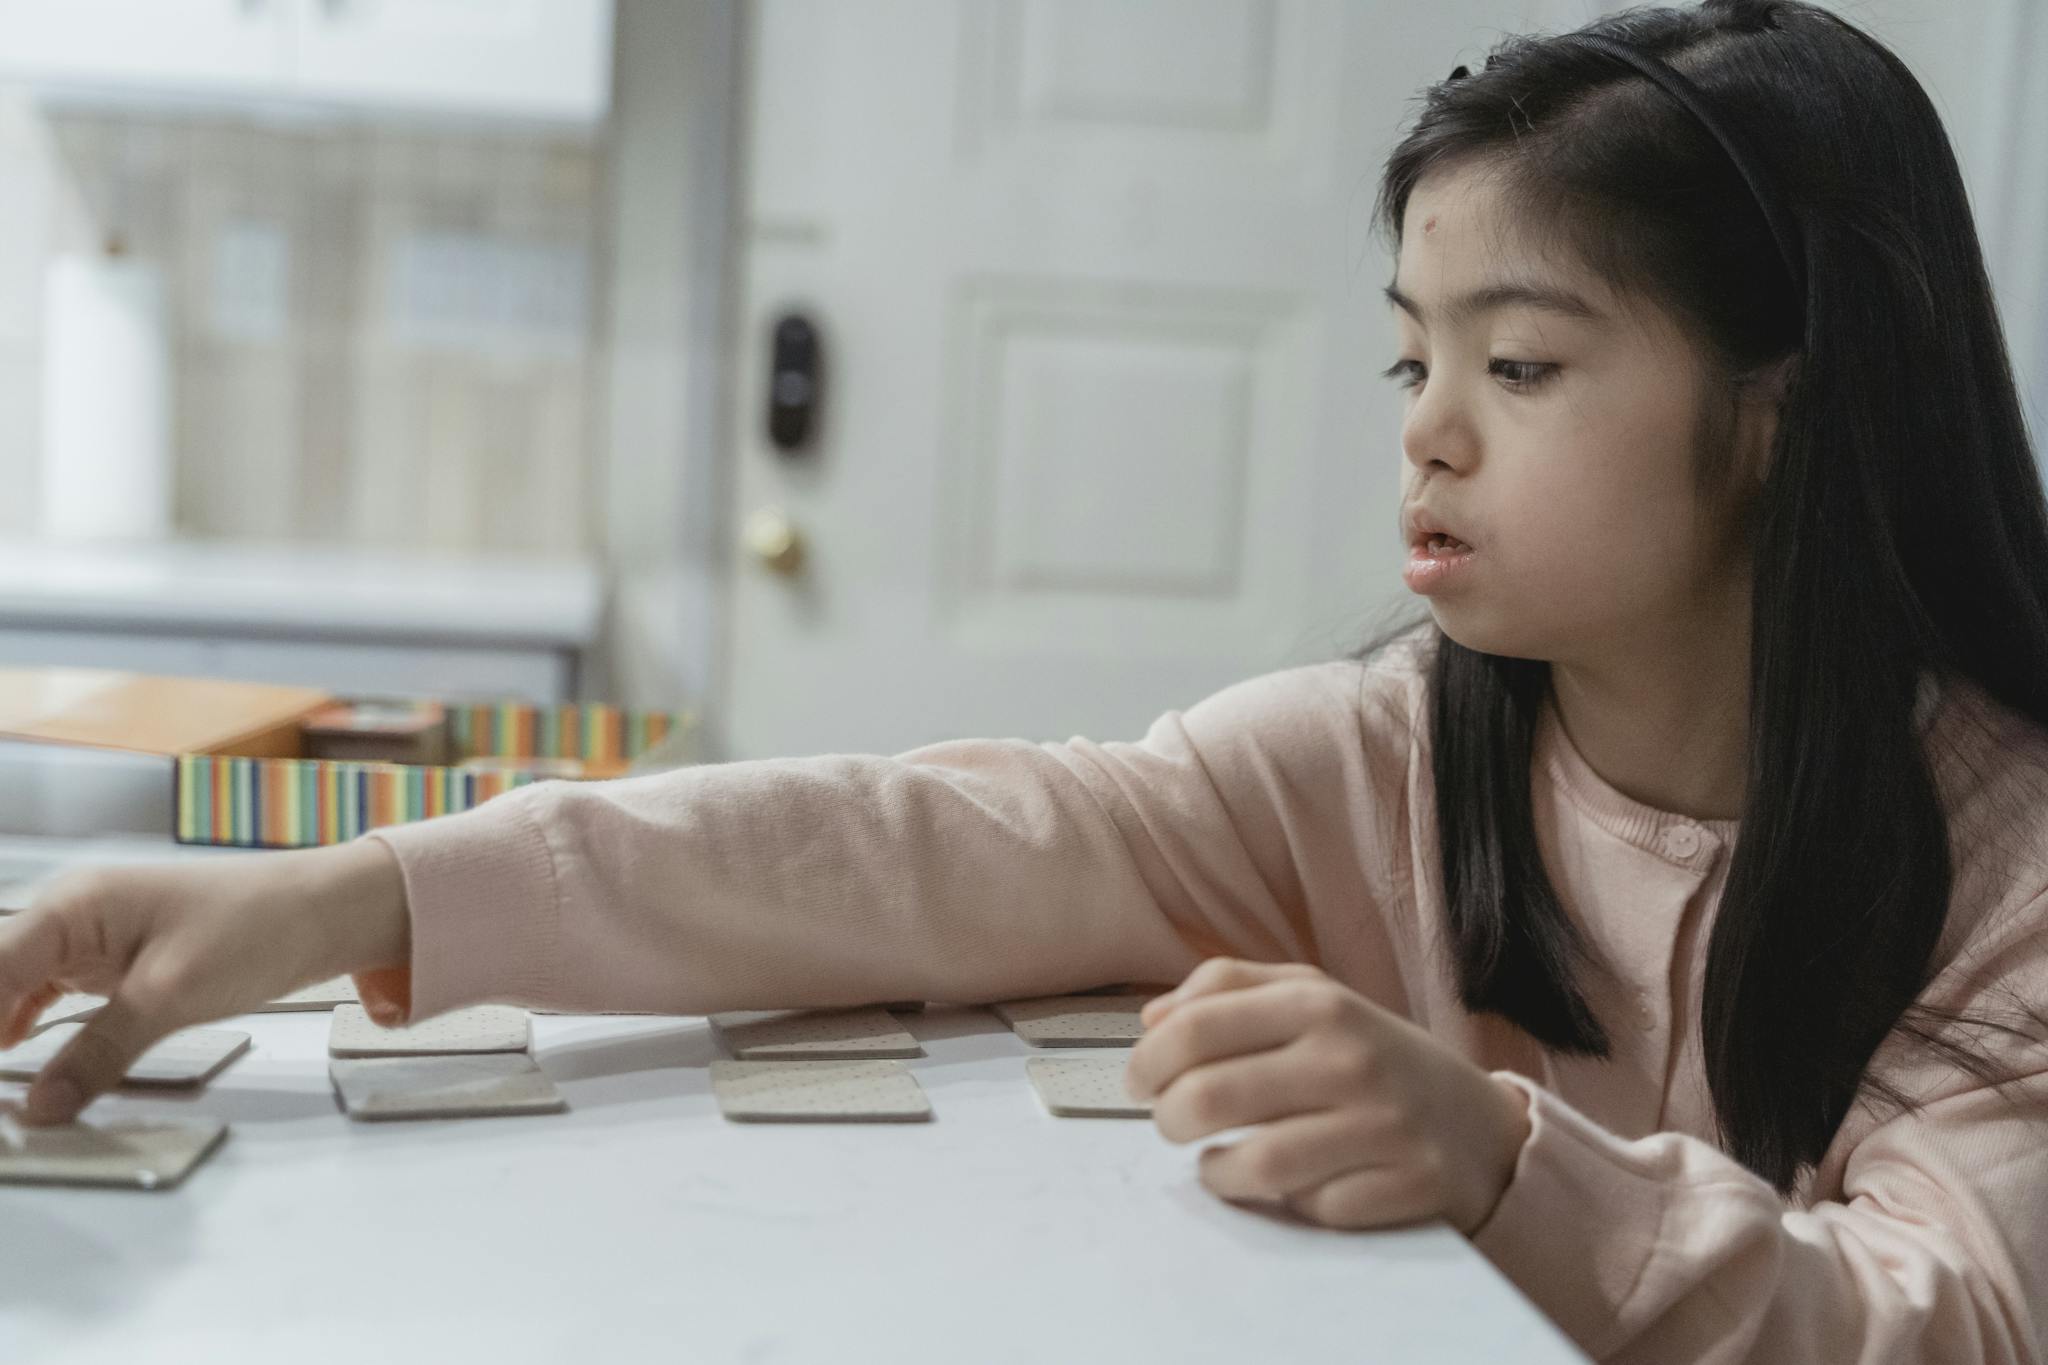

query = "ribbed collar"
[1525,673,1955,869]
[1534,696,1741,869]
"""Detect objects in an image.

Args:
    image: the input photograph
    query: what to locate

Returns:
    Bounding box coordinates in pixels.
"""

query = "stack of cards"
[327,1004,566,1123]
[993,992,1161,1121]
[706,1006,933,1123]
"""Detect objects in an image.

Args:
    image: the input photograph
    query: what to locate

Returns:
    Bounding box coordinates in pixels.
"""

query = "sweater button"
[1662,824,1702,858]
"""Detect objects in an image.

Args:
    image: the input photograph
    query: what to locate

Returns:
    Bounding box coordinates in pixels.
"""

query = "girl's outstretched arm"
[357,658,1404,1025]
[0,644,1423,1128]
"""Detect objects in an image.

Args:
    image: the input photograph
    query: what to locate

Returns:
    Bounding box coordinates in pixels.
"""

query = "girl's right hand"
[0,837,410,1126]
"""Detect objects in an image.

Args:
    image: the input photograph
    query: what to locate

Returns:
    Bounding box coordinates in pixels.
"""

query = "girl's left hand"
[1125,957,1532,1234]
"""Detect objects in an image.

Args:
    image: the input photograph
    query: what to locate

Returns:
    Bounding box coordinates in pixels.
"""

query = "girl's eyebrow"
[1384,280,1604,326]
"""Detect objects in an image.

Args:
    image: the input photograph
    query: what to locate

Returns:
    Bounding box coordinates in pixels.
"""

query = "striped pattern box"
[176,702,689,849]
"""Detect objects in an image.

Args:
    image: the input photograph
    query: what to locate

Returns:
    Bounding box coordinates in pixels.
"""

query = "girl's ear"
[1736,354,1799,485]
[1748,354,1799,404]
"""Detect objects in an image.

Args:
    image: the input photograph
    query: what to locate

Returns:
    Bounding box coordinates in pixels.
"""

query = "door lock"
[766,312,823,453]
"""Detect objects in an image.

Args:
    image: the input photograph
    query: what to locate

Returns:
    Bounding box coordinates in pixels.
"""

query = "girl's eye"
[1489,358,1557,390]
[1380,358,1427,391]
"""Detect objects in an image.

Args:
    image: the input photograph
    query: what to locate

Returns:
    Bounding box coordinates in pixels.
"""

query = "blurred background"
[0,0,2039,764]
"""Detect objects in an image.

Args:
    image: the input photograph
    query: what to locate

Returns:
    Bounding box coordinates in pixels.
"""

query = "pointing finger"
[21,995,171,1126]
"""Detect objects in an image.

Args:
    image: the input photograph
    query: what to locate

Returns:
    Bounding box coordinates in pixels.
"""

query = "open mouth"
[1403,526,1478,596]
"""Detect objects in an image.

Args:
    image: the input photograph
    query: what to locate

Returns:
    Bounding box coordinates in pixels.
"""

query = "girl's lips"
[1402,537,1478,595]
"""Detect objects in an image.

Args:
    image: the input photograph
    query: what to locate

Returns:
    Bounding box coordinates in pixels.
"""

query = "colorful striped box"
[175,701,693,849]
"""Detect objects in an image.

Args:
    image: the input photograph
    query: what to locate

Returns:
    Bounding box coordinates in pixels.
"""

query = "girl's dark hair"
[1367,0,2048,1192]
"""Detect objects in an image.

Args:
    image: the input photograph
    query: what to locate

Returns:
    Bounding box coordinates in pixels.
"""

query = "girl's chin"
[1427,604,1551,662]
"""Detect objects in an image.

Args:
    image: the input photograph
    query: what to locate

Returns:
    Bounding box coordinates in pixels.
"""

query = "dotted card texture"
[330,1054,566,1122]
[328,1004,531,1058]
[709,1059,932,1123]
[710,1007,924,1060]
[1026,1056,1154,1119]
[0,1024,249,1088]
[0,1112,229,1190]
[992,995,1153,1048]
[256,976,360,1012]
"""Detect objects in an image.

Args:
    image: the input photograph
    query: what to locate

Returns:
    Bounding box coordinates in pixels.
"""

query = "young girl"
[5,0,2046,1358]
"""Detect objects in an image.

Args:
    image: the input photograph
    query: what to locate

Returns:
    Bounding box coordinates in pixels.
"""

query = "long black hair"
[1365,0,2048,1192]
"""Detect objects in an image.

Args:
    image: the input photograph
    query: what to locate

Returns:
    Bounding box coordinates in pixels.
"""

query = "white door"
[720,0,1597,759]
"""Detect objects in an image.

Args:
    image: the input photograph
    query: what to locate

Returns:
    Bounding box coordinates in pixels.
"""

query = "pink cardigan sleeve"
[1471,897,2048,1365]
[359,660,1393,1022]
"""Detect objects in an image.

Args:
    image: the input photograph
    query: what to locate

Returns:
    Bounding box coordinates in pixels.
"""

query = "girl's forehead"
[1394,168,1631,328]
[1400,169,1552,281]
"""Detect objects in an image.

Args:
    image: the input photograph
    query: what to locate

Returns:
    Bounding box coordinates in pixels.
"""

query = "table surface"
[0,839,1588,1365]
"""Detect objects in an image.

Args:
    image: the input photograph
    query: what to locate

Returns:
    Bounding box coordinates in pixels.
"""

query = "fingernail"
[24,1078,80,1126]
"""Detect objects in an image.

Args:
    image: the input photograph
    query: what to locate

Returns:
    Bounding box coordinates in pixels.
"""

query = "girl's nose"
[1401,388,1477,475]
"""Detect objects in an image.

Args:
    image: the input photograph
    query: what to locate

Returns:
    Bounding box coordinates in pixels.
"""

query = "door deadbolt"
[766,312,823,453]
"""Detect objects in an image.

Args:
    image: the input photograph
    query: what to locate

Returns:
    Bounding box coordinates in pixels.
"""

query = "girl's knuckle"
[129,956,189,1006]
[1299,1183,1347,1228]
[1323,1056,1373,1103]
[1181,1002,1235,1052]
[1154,1099,1197,1144]
[1243,1141,1297,1196]
[1292,981,1348,1026]
[1184,1075,1233,1129]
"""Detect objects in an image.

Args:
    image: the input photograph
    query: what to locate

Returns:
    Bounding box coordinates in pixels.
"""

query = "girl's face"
[1389,163,1758,664]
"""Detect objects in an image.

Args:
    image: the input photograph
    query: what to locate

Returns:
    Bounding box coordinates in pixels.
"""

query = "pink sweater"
[365,631,2048,1363]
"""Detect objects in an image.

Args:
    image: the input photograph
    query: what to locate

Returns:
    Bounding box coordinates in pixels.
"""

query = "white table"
[0,837,1587,1365]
